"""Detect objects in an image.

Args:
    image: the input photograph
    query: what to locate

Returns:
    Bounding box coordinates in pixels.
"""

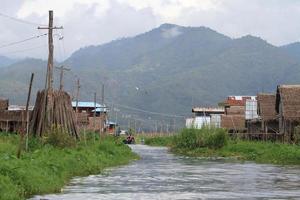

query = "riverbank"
[172,140,300,165]
[0,134,138,200]
[144,129,300,165]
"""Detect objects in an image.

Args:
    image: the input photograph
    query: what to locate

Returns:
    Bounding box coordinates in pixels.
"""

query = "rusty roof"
[192,107,225,113]
[276,85,300,120]
[257,93,277,121]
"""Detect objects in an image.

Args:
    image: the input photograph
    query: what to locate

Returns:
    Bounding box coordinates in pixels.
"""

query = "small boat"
[123,135,135,144]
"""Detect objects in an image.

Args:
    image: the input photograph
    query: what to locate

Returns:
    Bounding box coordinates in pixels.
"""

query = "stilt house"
[221,96,255,132]
[275,85,300,142]
[257,93,278,133]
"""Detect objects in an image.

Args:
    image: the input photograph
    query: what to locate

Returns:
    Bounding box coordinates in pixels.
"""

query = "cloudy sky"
[1,0,300,60]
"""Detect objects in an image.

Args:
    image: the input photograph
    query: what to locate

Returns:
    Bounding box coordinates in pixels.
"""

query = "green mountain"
[0,24,300,128]
[0,55,17,68]
[280,42,300,62]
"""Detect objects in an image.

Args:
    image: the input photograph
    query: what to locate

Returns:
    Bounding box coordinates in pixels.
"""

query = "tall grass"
[173,128,227,149]
[144,136,173,146]
[144,128,300,165]
[0,133,138,200]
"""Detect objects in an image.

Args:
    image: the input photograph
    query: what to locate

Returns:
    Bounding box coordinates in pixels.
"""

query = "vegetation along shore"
[145,128,300,165]
[0,132,138,200]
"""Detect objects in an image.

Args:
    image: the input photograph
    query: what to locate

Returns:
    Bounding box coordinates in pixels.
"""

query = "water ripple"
[30,145,300,200]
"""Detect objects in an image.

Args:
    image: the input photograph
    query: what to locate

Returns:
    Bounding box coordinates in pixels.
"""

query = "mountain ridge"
[0,24,300,128]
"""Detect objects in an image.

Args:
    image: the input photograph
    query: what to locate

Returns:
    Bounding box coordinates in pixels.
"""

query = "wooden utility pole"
[55,65,70,90]
[173,118,176,134]
[75,78,80,115]
[17,73,34,158]
[93,92,97,132]
[25,73,34,151]
[38,10,63,90]
[100,84,105,135]
[37,10,63,133]
[101,84,105,105]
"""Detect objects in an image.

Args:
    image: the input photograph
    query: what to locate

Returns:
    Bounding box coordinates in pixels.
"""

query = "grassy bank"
[0,133,138,200]
[173,140,300,165]
[144,136,173,146]
[145,128,300,165]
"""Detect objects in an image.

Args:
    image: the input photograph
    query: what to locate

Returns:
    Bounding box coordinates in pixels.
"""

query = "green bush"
[173,127,227,149]
[43,126,77,148]
[0,134,138,199]
[294,125,300,145]
[144,136,173,146]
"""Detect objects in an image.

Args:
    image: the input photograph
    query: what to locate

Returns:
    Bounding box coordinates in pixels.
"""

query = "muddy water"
[31,145,300,200]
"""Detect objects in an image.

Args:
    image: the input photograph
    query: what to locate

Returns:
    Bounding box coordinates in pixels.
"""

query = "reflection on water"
[30,145,300,200]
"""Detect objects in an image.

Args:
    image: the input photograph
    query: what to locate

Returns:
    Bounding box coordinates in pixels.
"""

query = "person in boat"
[126,134,135,144]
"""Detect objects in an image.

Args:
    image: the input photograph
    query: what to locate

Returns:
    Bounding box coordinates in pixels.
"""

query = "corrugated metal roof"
[224,96,257,107]
[106,121,117,125]
[8,105,34,111]
[72,101,108,112]
[71,101,104,108]
[192,107,224,113]
[92,108,108,112]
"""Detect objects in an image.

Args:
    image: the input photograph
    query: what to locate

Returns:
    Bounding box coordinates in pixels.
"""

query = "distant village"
[186,84,300,143]
[0,84,299,143]
[0,99,116,134]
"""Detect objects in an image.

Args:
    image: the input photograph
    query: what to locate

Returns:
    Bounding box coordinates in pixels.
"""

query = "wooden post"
[37,10,63,135]
[93,92,97,132]
[134,119,136,134]
[100,84,104,135]
[75,78,80,121]
[17,73,34,158]
[56,65,70,90]
[173,118,176,134]
[25,73,34,151]
[38,11,62,90]
[83,125,86,146]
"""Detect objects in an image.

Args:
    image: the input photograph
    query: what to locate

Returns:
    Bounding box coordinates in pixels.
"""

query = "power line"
[106,101,186,118]
[67,71,186,119]
[0,33,47,49]
[0,12,46,26]
[1,44,46,55]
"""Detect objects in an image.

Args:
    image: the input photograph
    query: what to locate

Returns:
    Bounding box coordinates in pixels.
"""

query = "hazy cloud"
[1,0,300,60]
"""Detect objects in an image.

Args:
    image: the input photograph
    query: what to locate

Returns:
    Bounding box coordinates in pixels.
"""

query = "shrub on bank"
[173,128,227,149]
[0,134,138,200]
[44,126,77,148]
[144,136,173,146]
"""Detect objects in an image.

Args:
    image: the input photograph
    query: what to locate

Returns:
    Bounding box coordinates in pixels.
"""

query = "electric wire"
[0,44,46,55]
[0,33,47,49]
[0,12,46,26]
[68,70,186,119]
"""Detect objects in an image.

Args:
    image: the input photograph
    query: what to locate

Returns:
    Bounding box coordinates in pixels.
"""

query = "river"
[31,145,300,200]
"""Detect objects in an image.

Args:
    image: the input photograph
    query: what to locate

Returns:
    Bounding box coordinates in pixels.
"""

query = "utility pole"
[100,84,105,135]
[101,84,105,105]
[25,73,34,151]
[75,78,80,116]
[38,10,63,90]
[17,73,34,158]
[134,119,137,133]
[173,118,176,134]
[93,92,97,132]
[55,65,70,90]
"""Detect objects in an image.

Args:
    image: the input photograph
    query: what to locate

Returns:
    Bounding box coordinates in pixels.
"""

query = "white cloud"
[161,26,182,38]
[1,0,300,60]
[17,0,110,18]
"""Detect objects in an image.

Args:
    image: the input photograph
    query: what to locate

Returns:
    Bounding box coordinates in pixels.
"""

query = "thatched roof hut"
[221,114,245,130]
[276,85,300,120]
[0,110,27,122]
[0,99,8,110]
[225,106,244,115]
[257,93,277,121]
